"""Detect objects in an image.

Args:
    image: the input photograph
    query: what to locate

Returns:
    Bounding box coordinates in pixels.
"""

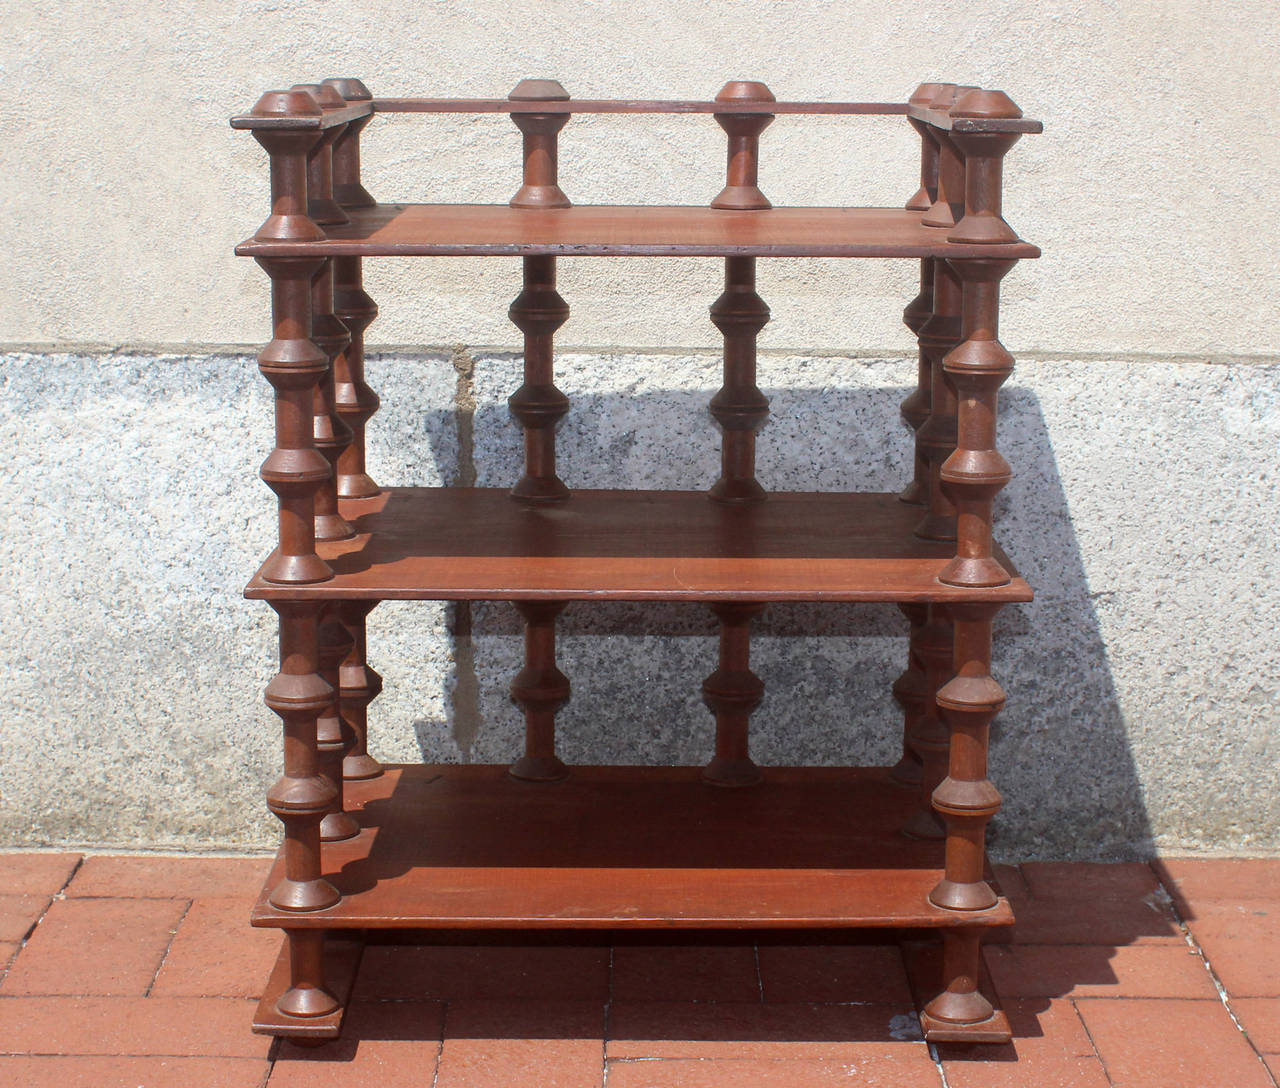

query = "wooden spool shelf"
[232,76,1041,1047]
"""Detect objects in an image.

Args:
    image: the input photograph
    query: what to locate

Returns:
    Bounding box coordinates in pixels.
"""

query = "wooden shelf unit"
[232,76,1040,1046]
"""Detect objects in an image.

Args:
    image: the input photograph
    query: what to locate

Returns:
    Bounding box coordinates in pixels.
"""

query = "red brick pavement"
[0,853,1274,1088]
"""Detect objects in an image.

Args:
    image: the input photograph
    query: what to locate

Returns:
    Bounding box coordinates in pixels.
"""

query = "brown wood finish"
[508,79,572,209]
[702,602,766,787]
[316,618,359,842]
[710,81,775,210]
[244,488,1031,604]
[234,79,1041,1048]
[237,204,1039,259]
[708,256,770,503]
[509,601,571,782]
[251,765,1013,930]
[913,259,963,542]
[888,602,926,787]
[900,605,952,841]
[373,98,909,115]
[338,600,383,780]
[508,255,571,501]
[255,257,333,585]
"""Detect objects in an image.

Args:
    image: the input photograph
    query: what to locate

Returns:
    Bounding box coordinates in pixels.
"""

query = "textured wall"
[1,349,1276,858]
[1,0,1277,355]
[0,2,1277,856]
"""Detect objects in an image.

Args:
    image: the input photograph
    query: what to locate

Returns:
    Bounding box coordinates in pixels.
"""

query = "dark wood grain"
[251,764,1014,930]
[244,487,1032,603]
[236,205,1040,259]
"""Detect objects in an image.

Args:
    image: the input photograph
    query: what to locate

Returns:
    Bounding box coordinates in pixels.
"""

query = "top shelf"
[236,205,1041,259]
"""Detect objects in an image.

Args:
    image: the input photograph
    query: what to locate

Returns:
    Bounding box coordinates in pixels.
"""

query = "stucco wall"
[0,1,1277,855]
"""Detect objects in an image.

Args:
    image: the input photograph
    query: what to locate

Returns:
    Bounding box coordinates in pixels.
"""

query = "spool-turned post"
[510,601,571,781]
[702,602,766,787]
[508,78,571,209]
[710,81,775,210]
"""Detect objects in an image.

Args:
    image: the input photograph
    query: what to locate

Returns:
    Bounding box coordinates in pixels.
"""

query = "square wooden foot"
[253,934,365,1040]
[901,936,1012,1045]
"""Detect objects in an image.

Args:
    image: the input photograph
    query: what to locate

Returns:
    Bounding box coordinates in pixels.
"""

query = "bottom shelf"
[251,764,1013,930]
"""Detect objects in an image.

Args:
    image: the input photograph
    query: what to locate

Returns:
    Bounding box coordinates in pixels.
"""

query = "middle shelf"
[245,488,1033,603]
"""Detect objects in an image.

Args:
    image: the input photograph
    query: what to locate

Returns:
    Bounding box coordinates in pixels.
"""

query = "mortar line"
[1150,864,1279,1087]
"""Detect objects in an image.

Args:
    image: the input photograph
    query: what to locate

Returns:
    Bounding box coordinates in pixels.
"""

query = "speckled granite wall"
[1,349,1275,858]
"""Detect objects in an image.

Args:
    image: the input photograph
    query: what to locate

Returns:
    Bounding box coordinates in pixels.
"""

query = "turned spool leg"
[310,257,355,542]
[509,601,570,782]
[901,606,951,840]
[889,603,927,787]
[898,260,934,506]
[922,928,996,1032]
[277,929,338,1020]
[508,255,571,502]
[929,603,1004,912]
[339,600,383,780]
[316,617,360,841]
[709,257,770,502]
[332,257,381,499]
[264,602,340,915]
[913,259,963,542]
[702,602,765,788]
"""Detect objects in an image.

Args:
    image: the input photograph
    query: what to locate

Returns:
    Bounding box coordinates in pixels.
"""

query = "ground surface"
[0,854,1275,1086]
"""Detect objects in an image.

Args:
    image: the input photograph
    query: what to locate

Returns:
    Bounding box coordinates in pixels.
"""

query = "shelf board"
[235,204,1040,259]
[251,764,1013,931]
[246,488,1033,604]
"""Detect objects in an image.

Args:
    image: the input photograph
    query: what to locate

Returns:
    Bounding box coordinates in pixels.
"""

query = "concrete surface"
[0,348,1275,857]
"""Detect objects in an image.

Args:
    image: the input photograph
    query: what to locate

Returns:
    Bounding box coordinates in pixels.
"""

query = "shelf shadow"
[393,379,1150,863]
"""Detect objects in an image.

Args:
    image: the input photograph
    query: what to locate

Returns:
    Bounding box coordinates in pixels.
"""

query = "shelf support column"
[325,78,382,500]
[256,255,333,586]
[912,259,963,542]
[709,257,770,503]
[710,81,775,210]
[939,258,1016,587]
[920,85,973,231]
[930,602,1003,913]
[510,601,571,782]
[292,85,356,543]
[316,617,360,841]
[947,90,1025,246]
[339,601,383,780]
[702,602,765,787]
[898,83,942,505]
[889,604,926,787]
[508,256,571,502]
[900,606,951,840]
[508,79,571,209]
[264,601,340,1020]
[923,602,1005,1031]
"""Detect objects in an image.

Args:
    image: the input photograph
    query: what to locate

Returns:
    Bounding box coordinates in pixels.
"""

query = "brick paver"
[0,855,82,896]
[149,897,279,998]
[1076,998,1276,1088]
[1,897,187,996]
[0,852,1277,1087]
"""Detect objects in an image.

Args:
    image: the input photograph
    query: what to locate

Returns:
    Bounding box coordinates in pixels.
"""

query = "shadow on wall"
[401,380,1150,862]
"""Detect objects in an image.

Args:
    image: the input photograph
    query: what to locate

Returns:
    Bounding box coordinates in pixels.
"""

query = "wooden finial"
[905,82,944,212]
[291,84,350,227]
[323,78,377,208]
[249,90,326,243]
[710,81,775,210]
[508,79,572,209]
[947,89,1025,245]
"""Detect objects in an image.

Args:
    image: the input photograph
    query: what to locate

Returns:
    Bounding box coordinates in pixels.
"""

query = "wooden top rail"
[372,98,909,115]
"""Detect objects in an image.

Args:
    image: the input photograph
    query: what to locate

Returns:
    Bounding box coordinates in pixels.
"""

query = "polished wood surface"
[234,76,1041,1047]
[245,487,1031,603]
[371,98,909,115]
[237,204,1040,259]
[251,765,1014,930]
